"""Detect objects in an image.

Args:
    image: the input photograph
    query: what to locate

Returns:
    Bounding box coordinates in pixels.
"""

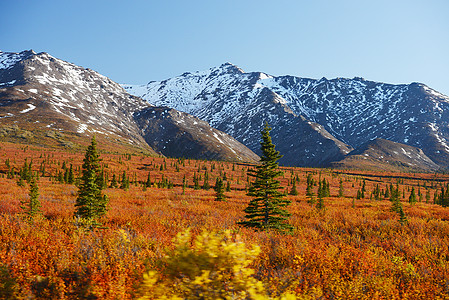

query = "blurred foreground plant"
[137,229,296,300]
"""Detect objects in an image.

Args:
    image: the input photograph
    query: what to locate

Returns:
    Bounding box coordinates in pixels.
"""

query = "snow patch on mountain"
[20,104,36,113]
[123,63,449,167]
[0,50,36,69]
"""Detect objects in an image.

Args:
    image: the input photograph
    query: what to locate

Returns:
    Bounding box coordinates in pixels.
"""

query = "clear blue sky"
[2,0,448,95]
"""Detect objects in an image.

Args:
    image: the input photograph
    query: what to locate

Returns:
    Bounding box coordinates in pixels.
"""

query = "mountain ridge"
[331,138,440,172]
[123,63,449,170]
[0,50,259,162]
[2,50,447,171]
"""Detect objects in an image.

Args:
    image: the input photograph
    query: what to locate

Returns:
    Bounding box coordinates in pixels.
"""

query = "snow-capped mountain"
[124,63,449,169]
[0,49,151,150]
[0,51,258,162]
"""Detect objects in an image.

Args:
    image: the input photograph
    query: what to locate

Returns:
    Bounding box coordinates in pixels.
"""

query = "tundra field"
[0,142,448,299]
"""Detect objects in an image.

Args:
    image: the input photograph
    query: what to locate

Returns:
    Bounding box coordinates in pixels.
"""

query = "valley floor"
[0,142,448,299]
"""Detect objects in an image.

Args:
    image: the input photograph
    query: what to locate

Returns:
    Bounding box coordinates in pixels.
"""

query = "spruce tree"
[338,178,344,198]
[97,167,107,189]
[64,167,69,183]
[145,172,152,188]
[20,174,41,221]
[238,122,292,231]
[110,174,118,188]
[74,136,108,227]
[438,184,449,207]
[202,170,210,190]
[409,187,417,205]
[316,190,325,210]
[391,186,402,213]
[17,176,25,187]
[361,179,366,198]
[120,170,130,190]
[226,181,231,192]
[67,164,75,184]
[398,205,408,225]
[289,179,298,195]
[182,175,187,195]
[214,177,226,201]
[385,185,390,199]
[425,189,431,204]
[193,172,200,190]
[306,173,314,197]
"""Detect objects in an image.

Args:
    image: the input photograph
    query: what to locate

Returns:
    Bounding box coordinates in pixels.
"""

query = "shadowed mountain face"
[0,51,258,162]
[134,106,259,162]
[124,63,449,170]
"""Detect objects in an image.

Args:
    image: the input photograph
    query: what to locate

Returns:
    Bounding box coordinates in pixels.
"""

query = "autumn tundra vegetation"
[0,126,449,299]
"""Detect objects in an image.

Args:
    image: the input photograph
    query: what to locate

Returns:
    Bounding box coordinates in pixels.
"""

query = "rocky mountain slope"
[134,106,259,162]
[0,50,152,152]
[124,63,449,169]
[0,51,258,162]
[331,138,439,172]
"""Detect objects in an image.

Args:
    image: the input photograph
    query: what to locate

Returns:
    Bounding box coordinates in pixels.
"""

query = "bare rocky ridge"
[0,50,258,162]
[124,63,449,170]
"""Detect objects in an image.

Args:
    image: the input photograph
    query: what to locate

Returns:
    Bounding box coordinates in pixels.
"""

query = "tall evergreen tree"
[391,185,402,213]
[145,172,152,188]
[316,188,325,210]
[437,184,449,207]
[338,178,344,198]
[193,172,200,190]
[182,175,187,195]
[97,167,107,189]
[361,179,366,198]
[306,173,314,197]
[226,180,231,192]
[110,174,118,188]
[74,136,109,227]
[20,174,41,221]
[238,122,292,231]
[214,177,226,201]
[425,189,431,204]
[398,205,408,225]
[67,164,75,184]
[202,170,210,190]
[409,187,417,205]
[120,170,130,190]
[289,179,298,195]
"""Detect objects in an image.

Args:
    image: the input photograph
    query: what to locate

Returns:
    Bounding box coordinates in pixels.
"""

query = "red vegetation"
[0,142,448,298]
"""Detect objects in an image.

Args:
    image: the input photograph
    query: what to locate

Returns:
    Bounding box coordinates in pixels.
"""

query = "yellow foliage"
[137,229,296,300]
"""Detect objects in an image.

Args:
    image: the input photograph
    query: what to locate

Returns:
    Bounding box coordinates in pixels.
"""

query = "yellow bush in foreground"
[137,229,296,300]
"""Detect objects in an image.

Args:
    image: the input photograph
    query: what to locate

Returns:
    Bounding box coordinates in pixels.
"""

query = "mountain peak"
[0,50,259,162]
[217,62,245,74]
[23,49,37,55]
[125,62,449,168]
[0,50,37,70]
